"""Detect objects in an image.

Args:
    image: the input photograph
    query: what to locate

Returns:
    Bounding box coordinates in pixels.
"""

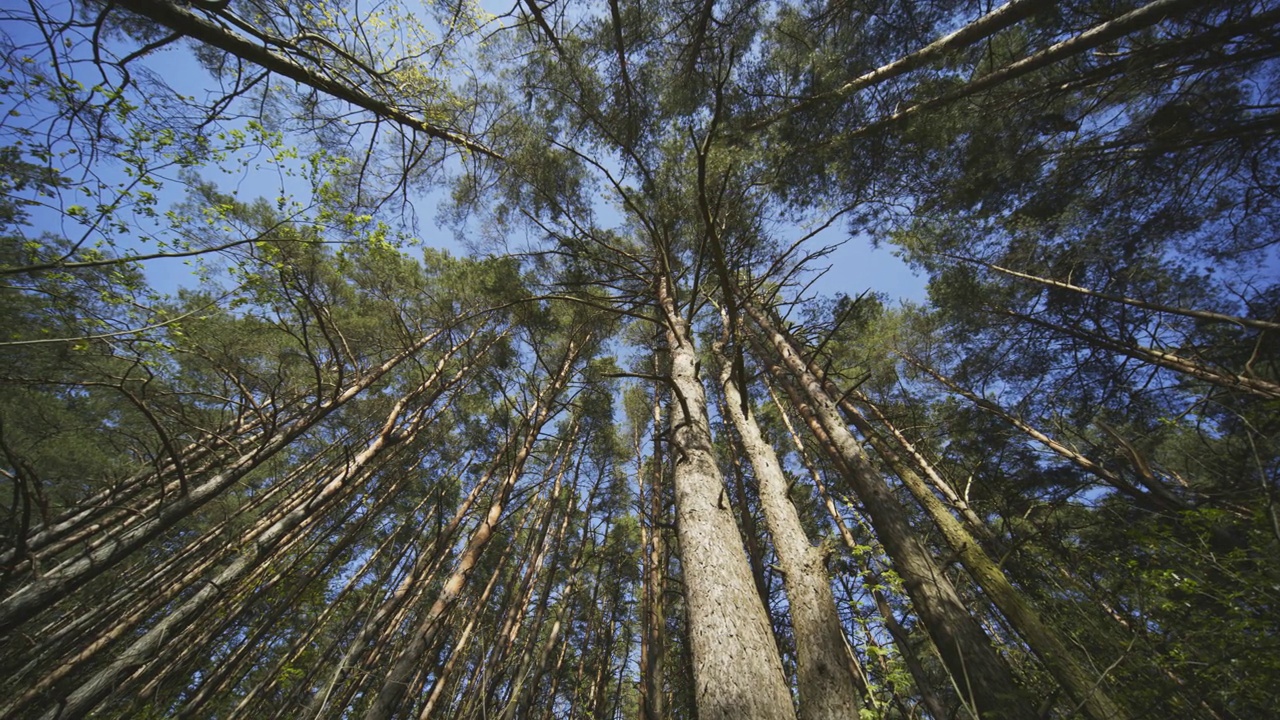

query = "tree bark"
[657,274,796,720]
[715,336,863,720]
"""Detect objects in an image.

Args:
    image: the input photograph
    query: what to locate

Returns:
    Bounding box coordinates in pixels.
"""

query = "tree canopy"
[1,0,1277,718]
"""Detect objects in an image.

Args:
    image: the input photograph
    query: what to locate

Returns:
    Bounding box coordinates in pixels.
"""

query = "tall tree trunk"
[538,632,572,720]
[853,394,996,542]
[846,396,1130,719]
[758,0,1054,127]
[0,327,456,635]
[639,357,667,720]
[714,335,863,720]
[1000,308,1280,400]
[416,533,514,719]
[301,438,509,719]
[842,0,1207,141]
[362,331,587,720]
[33,376,438,720]
[656,273,796,720]
[724,434,773,612]
[787,342,1132,719]
[219,488,439,719]
[956,254,1280,332]
[766,371,951,719]
[497,479,591,720]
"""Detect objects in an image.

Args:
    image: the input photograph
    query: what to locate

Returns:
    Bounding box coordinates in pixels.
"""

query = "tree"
[713,313,865,720]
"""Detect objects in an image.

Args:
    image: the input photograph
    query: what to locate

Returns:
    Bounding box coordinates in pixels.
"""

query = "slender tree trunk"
[415,556,507,720]
[746,299,1036,719]
[300,440,506,719]
[768,366,951,718]
[1,447,321,714]
[847,398,1129,719]
[34,379,435,720]
[362,332,586,720]
[587,590,623,720]
[725,439,773,611]
[1000,308,1280,400]
[483,491,562,683]
[843,0,1206,140]
[787,349,1130,719]
[222,488,440,719]
[759,0,1053,125]
[853,394,995,542]
[640,357,667,720]
[956,254,1280,332]
[714,336,863,720]
[485,438,587,688]
[0,409,276,581]
[497,487,588,720]
[538,633,571,720]
[0,329,453,635]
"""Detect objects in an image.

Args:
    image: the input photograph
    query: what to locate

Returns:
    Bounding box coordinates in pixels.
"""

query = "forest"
[1,0,1277,717]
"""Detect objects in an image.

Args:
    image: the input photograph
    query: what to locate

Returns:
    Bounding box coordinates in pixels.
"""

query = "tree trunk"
[640,358,667,720]
[0,329,453,635]
[1001,308,1280,400]
[715,336,863,720]
[773,377,952,718]
[35,381,433,720]
[848,397,1130,720]
[746,299,1036,719]
[657,274,796,720]
[362,332,586,720]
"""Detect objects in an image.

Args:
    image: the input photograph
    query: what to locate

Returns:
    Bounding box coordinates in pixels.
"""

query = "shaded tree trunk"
[848,396,1130,720]
[639,361,668,720]
[746,299,1036,719]
[714,335,863,720]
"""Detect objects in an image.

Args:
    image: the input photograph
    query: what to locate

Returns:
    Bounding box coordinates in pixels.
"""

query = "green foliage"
[3,1,1280,719]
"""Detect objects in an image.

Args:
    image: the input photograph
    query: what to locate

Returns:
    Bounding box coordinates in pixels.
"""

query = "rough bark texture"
[716,344,863,720]
[659,278,796,720]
